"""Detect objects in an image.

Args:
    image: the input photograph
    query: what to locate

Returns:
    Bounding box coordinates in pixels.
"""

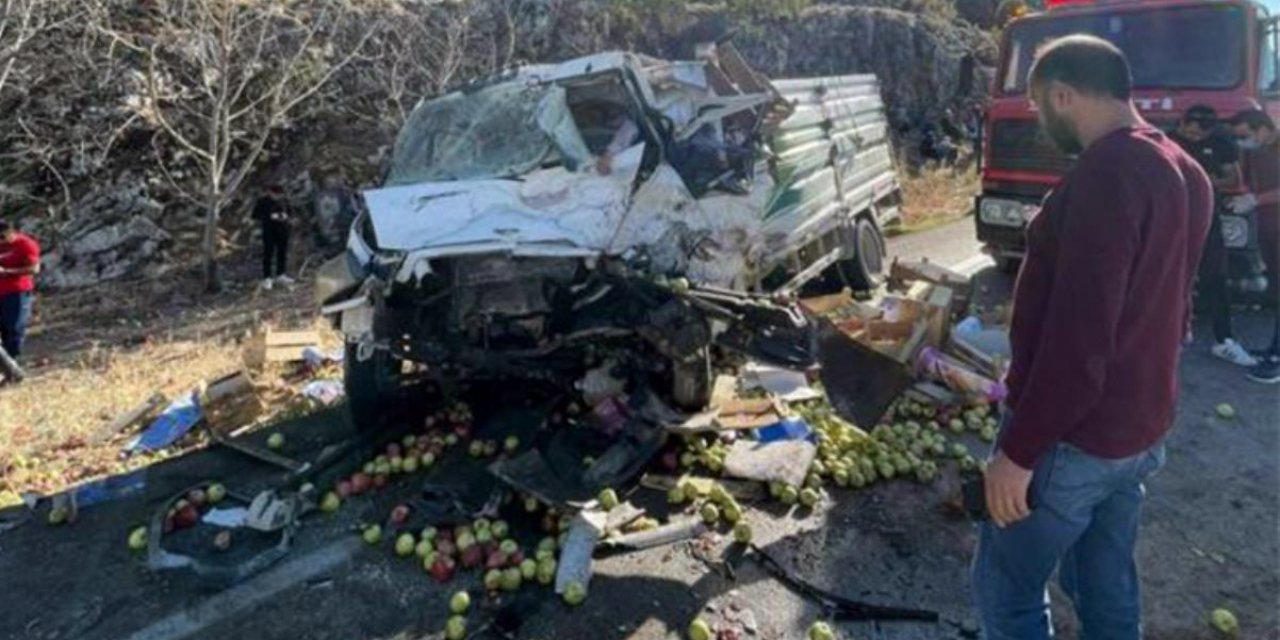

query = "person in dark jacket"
[972,36,1212,639]
[253,184,293,290]
[1169,105,1256,367]
[1230,108,1280,383]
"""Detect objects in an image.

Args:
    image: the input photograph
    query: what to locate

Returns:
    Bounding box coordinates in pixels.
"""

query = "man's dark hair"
[1231,108,1276,132]
[0,220,11,234]
[1183,105,1217,128]
[1028,35,1132,100]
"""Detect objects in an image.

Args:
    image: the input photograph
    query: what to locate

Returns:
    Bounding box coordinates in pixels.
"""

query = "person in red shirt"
[1228,109,1280,384]
[0,219,40,362]
[972,36,1211,639]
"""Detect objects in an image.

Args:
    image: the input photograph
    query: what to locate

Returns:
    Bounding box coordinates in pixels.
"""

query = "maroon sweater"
[1002,125,1212,469]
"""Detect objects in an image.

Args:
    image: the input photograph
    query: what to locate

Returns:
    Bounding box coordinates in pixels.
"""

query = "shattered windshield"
[387,83,592,185]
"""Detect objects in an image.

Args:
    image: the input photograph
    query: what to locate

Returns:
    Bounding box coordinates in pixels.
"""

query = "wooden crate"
[890,258,971,313]
[907,281,955,350]
[243,328,320,368]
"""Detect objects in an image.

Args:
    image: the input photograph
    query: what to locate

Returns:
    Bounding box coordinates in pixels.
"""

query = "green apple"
[449,591,471,615]
[128,526,148,551]
[395,533,416,557]
[520,558,538,581]
[808,621,836,640]
[597,488,619,511]
[320,492,341,513]
[688,618,713,640]
[563,580,586,606]
[206,483,227,504]
[445,615,466,640]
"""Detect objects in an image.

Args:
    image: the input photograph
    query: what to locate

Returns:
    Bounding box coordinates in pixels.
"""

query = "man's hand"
[1227,193,1258,214]
[984,450,1034,527]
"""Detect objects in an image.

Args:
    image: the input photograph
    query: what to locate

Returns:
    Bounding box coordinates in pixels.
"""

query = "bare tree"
[333,3,476,131]
[118,0,375,291]
[0,0,40,98]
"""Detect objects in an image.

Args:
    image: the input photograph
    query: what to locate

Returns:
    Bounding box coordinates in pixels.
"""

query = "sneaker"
[1249,349,1280,365]
[260,278,275,291]
[1246,361,1280,384]
[275,275,296,287]
[1211,339,1259,367]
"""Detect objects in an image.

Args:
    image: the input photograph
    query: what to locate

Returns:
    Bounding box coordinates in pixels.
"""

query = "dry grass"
[0,339,244,506]
[898,164,980,232]
[0,263,342,508]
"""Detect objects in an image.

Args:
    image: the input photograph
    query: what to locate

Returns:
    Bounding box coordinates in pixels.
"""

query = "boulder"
[40,178,172,289]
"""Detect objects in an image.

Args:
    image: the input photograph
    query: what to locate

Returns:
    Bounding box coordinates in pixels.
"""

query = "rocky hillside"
[0,0,996,290]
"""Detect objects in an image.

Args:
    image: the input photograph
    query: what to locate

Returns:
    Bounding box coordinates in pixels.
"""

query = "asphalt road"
[886,218,988,275]
[1,218,1276,640]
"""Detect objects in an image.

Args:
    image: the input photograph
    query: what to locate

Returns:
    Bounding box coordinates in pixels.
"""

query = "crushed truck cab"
[317,47,904,424]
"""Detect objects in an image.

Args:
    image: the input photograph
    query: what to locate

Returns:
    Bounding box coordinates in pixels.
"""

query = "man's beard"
[1041,104,1083,155]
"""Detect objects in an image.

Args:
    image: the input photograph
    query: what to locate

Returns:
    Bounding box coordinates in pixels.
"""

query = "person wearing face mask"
[972,36,1212,640]
[1228,109,1280,384]
[1169,105,1256,367]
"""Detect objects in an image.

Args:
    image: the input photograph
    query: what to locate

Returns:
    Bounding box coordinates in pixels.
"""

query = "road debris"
[744,544,938,622]
[90,392,167,445]
[243,327,321,369]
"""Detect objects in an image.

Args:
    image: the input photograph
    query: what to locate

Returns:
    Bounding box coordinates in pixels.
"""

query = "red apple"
[435,538,457,558]
[350,473,371,495]
[336,480,353,498]
[429,556,456,583]
[187,488,208,509]
[389,504,410,525]
[174,504,200,529]
[509,549,525,567]
[662,450,679,471]
[486,550,508,570]
[163,512,176,533]
[460,544,484,569]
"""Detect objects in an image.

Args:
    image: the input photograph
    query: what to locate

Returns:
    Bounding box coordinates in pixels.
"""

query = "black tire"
[836,217,887,291]
[671,349,712,411]
[344,342,401,431]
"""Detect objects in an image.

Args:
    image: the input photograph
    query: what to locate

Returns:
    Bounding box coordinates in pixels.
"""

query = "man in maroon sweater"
[971,36,1211,639]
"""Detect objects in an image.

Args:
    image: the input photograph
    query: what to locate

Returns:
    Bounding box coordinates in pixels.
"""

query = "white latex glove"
[1227,193,1258,214]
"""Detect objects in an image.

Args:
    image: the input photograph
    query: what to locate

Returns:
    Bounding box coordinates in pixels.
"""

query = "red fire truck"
[976,0,1279,293]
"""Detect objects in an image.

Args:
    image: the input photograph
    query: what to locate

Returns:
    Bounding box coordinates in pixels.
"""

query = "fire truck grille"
[988,119,1076,175]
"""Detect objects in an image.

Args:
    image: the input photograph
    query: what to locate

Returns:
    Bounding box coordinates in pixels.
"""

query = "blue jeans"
[0,291,33,358]
[971,422,1166,639]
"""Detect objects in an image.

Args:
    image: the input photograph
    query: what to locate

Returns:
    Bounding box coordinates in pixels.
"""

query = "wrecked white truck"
[316,47,904,423]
